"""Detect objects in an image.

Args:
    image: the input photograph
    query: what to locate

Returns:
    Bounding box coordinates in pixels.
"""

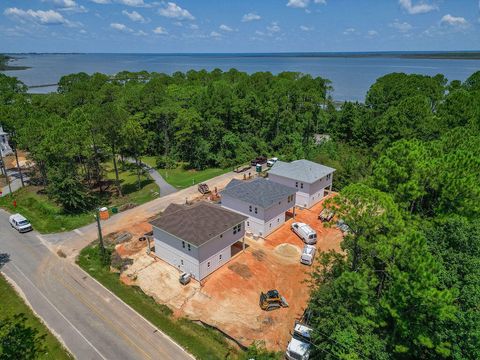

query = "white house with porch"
[0,126,12,157]
[268,159,335,209]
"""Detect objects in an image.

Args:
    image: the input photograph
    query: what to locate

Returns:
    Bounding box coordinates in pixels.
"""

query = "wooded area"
[309,72,480,359]
[1,68,479,359]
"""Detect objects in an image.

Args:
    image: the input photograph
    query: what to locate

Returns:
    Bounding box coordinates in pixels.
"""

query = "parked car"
[291,222,317,244]
[336,219,351,234]
[9,214,33,233]
[179,272,192,285]
[300,245,316,266]
[266,157,278,167]
[250,156,267,166]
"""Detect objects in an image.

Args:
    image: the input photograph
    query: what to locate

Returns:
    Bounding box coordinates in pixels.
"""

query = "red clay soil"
[181,196,343,350]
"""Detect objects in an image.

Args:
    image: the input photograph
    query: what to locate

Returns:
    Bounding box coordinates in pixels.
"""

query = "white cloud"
[300,25,313,31]
[343,27,356,35]
[219,24,233,32]
[4,7,77,26]
[242,12,261,22]
[399,0,437,15]
[441,14,469,27]
[90,0,111,3]
[314,0,326,3]
[135,30,147,36]
[255,30,265,36]
[390,19,413,32]
[158,2,194,20]
[110,22,132,32]
[153,26,167,34]
[122,10,145,22]
[287,0,309,8]
[367,30,378,37]
[42,0,87,12]
[267,22,280,33]
[210,31,221,38]
[117,0,145,6]
[189,24,199,30]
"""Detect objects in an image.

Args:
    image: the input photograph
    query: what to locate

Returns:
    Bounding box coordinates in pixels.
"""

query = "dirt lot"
[117,196,343,350]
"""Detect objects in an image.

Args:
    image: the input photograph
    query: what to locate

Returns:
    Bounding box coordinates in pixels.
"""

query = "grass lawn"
[77,244,243,360]
[0,274,72,359]
[0,187,94,233]
[141,157,230,189]
[0,163,159,234]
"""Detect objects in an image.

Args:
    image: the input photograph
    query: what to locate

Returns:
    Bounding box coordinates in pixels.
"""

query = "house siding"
[221,191,295,237]
[153,221,246,281]
[197,223,245,263]
[153,227,201,279]
[268,173,332,208]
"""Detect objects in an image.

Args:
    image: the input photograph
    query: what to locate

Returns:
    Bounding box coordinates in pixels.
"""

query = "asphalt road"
[0,210,194,360]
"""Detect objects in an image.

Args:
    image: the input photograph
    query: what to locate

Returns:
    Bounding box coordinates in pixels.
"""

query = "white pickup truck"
[286,321,313,360]
[291,222,317,244]
[9,213,33,233]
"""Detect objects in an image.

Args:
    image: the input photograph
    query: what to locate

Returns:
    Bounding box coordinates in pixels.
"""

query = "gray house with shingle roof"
[150,202,247,280]
[268,159,335,209]
[220,178,297,237]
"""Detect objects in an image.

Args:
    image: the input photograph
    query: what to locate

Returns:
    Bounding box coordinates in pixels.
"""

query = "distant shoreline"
[5,51,480,60]
[0,55,30,71]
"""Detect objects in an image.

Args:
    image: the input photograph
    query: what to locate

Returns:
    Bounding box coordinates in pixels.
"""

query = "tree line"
[309,72,480,359]
[0,69,331,212]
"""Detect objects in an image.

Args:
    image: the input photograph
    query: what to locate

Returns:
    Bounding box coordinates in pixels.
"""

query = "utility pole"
[95,209,106,260]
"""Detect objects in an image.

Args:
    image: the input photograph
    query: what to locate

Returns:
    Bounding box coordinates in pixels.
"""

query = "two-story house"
[150,202,247,281]
[220,178,297,237]
[0,126,12,157]
[268,159,335,209]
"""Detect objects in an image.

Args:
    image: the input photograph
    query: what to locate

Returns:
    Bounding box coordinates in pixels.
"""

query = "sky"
[1,0,479,53]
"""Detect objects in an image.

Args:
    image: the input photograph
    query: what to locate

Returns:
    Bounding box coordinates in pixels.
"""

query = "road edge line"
[74,264,196,359]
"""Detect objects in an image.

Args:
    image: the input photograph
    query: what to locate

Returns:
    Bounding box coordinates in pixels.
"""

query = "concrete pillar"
[242,236,245,252]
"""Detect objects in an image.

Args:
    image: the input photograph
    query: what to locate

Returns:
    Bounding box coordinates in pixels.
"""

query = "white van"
[291,222,317,244]
[300,245,316,265]
[9,213,33,233]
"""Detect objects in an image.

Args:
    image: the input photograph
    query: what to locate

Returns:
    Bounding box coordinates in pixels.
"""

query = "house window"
[327,173,331,180]
[300,183,304,189]
[220,234,223,238]
[233,224,241,234]
[247,221,250,226]
[277,218,280,223]
[254,207,258,214]
[279,201,281,205]
[181,259,184,265]
[249,205,252,212]
[269,223,272,228]
[182,241,185,248]
[207,261,211,268]
[219,254,222,260]
[188,244,191,251]
[295,181,298,188]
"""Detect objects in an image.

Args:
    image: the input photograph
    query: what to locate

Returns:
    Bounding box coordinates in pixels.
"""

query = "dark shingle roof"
[220,178,297,208]
[150,202,247,247]
[269,159,335,183]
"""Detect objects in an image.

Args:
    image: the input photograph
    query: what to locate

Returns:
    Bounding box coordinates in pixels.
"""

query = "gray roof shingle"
[220,178,297,208]
[150,202,247,247]
[269,159,335,183]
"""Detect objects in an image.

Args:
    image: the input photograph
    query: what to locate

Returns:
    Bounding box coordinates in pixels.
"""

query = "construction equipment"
[197,183,211,194]
[259,290,289,311]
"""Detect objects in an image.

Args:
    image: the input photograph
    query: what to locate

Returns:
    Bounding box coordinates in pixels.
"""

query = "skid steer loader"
[259,290,289,311]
